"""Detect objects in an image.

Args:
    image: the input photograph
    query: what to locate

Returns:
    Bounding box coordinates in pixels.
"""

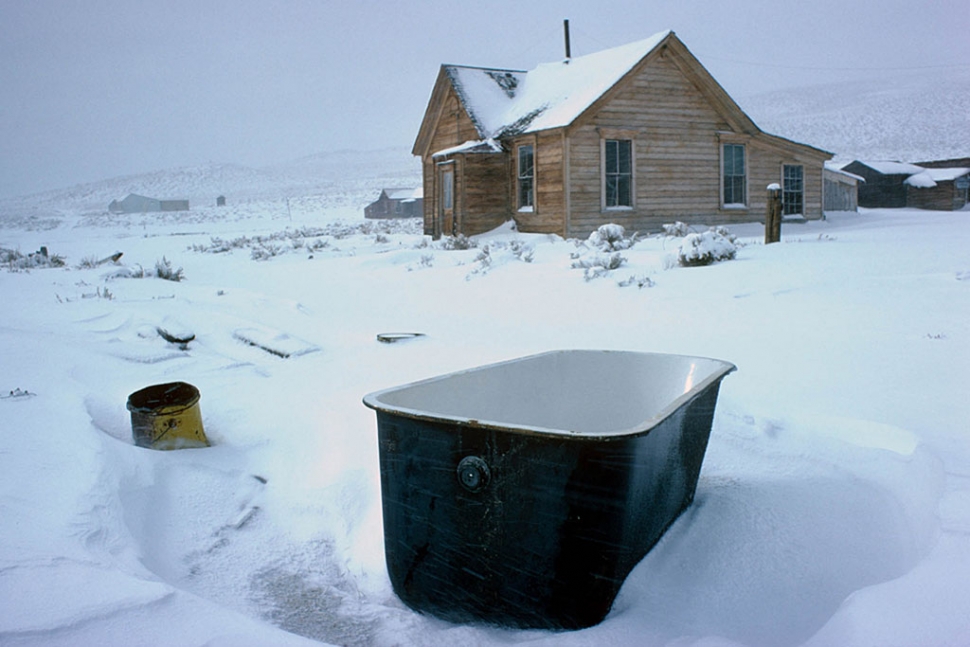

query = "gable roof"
[444,31,671,140]
[414,30,829,160]
[382,187,423,201]
[850,160,925,176]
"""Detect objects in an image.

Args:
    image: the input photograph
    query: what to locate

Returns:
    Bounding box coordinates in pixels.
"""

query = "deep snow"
[1,190,969,646]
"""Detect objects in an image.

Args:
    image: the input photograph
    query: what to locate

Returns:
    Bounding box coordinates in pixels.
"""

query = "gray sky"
[2,0,967,198]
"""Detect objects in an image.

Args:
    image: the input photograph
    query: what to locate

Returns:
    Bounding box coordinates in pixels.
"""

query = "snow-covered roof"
[825,161,865,182]
[445,30,672,139]
[856,161,925,176]
[920,167,969,182]
[384,188,423,200]
[432,139,503,158]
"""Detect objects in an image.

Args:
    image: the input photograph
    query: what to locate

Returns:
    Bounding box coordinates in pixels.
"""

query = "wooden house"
[905,167,970,211]
[412,30,832,238]
[364,188,424,219]
[823,162,862,212]
[840,161,923,208]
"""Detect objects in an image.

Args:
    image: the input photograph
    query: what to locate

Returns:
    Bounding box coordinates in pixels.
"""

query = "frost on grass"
[678,229,737,267]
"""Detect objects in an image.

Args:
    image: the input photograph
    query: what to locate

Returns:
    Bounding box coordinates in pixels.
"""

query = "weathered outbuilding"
[412,30,832,238]
[108,193,189,214]
[823,162,862,212]
[905,167,970,211]
[840,161,923,208]
[364,188,424,219]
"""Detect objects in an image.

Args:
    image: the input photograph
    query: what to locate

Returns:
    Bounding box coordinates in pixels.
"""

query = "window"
[440,168,453,211]
[783,165,804,215]
[517,145,534,210]
[722,144,746,206]
[605,139,633,208]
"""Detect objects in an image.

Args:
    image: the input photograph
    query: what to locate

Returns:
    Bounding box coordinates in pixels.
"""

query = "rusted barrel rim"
[127,381,200,415]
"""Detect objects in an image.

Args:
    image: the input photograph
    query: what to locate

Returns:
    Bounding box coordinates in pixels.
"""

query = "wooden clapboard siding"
[513,132,566,234]
[459,153,509,234]
[420,88,482,235]
[566,53,734,237]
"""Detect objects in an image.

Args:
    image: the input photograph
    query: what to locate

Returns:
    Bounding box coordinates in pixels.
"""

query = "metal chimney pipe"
[564,19,571,59]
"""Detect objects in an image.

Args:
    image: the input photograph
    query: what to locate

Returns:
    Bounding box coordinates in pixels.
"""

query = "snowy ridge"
[740,69,970,163]
[0,148,420,220]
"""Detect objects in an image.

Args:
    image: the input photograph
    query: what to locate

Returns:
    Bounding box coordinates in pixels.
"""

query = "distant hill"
[739,69,970,164]
[0,148,422,221]
[3,70,967,226]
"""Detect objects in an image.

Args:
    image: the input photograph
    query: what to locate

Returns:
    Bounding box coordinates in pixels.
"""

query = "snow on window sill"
[721,204,748,210]
[603,206,634,212]
[518,206,534,213]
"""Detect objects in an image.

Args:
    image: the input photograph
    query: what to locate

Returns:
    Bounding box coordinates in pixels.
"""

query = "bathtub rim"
[362,349,736,439]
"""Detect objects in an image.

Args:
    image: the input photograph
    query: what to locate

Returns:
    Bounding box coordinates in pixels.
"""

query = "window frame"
[517,144,535,212]
[721,142,748,208]
[782,164,804,216]
[602,138,635,210]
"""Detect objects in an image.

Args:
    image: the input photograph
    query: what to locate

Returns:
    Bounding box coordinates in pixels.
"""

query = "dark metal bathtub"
[363,350,735,629]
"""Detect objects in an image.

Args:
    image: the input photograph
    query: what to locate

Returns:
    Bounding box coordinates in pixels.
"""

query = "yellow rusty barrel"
[127,382,208,450]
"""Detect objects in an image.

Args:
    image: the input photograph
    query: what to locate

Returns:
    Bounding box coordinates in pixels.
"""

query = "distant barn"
[364,188,424,219]
[841,160,969,211]
[905,167,970,211]
[108,193,189,214]
[841,161,923,208]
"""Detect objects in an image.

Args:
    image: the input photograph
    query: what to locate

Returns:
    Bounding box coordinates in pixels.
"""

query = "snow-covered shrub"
[465,246,493,280]
[662,221,691,238]
[677,230,737,267]
[2,247,66,271]
[708,225,738,244]
[251,243,284,261]
[155,257,185,281]
[588,223,638,251]
[509,240,534,263]
[437,234,476,250]
[618,274,656,289]
[571,252,626,281]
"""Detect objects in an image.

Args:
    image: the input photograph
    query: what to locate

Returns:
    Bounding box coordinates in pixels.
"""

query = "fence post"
[766,184,782,244]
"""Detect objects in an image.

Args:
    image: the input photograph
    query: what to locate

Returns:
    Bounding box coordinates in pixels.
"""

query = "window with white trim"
[722,143,746,206]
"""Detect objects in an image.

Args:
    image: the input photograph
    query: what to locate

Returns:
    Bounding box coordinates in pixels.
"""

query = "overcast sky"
[1,0,967,198]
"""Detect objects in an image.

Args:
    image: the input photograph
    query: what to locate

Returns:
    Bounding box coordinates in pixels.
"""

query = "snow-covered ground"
[1,191,969,646]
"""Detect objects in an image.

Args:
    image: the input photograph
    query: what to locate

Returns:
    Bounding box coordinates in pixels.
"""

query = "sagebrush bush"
[587,223,638,251]
[155,257,185,281]
[2,247,66,271]
[677,230,737,267]
[662,222,692,238]
[571,252,626,281]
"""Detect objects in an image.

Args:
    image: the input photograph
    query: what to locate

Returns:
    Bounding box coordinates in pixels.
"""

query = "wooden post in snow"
[766,184,782,244]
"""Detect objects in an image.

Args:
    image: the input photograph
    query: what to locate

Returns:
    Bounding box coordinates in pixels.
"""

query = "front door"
[438,164,455,236]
